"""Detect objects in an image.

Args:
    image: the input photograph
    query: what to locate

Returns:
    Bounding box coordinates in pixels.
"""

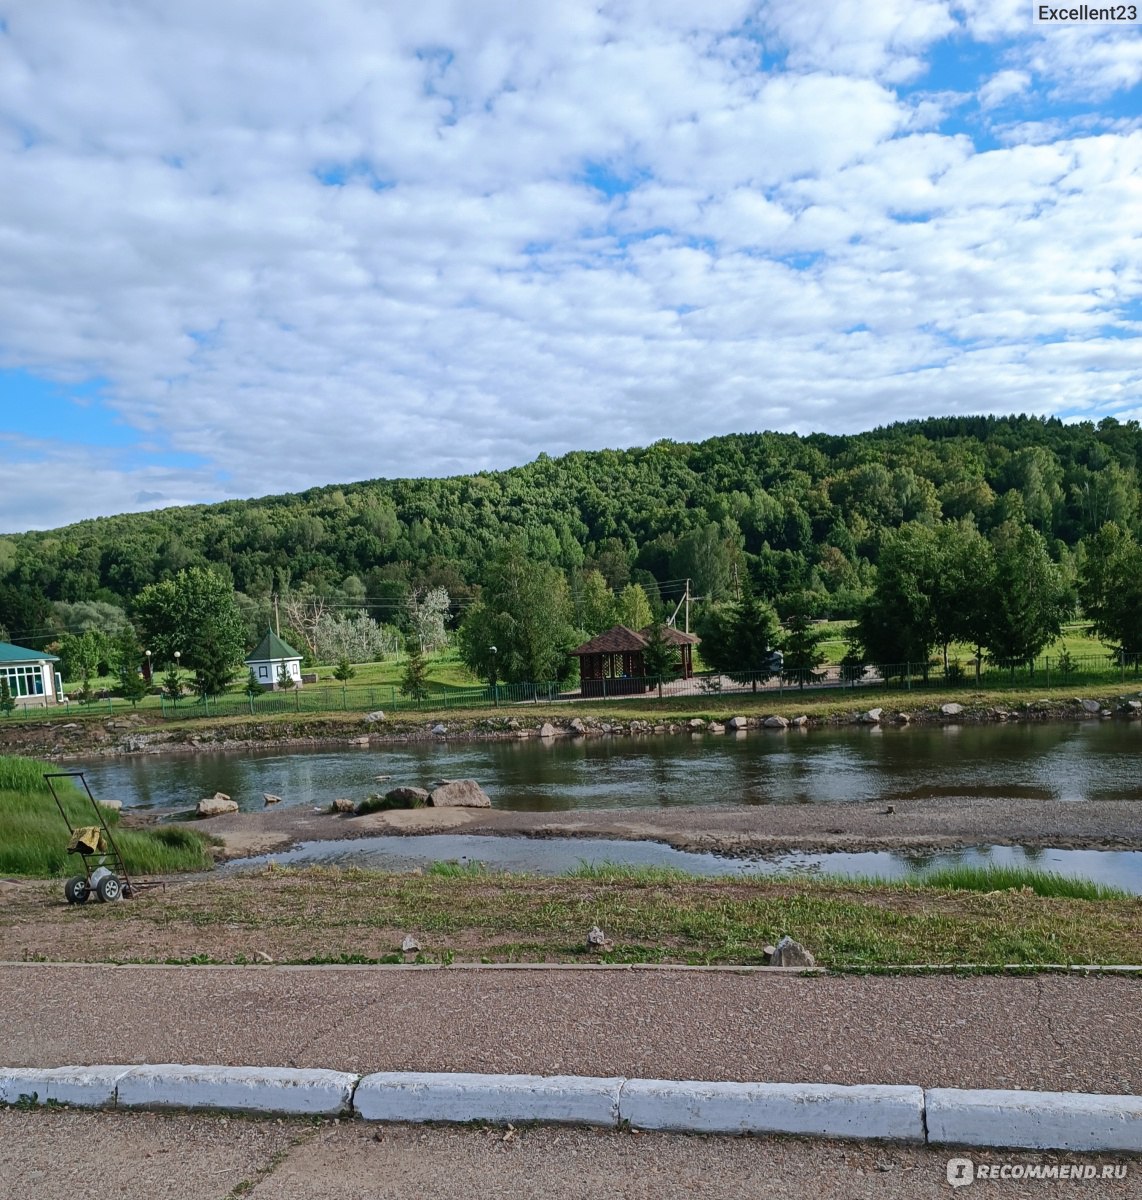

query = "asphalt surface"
[2,1110,1136,1200]
[3,965,1139,1093]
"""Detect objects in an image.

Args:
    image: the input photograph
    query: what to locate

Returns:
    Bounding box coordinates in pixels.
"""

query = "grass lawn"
[7,864,1138,968]
[0,756,216,877]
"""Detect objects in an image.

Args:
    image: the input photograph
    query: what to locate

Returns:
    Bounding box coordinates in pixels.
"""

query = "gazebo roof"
[642,624,700,646]
[246,628,301,663]
[568,625,648,656]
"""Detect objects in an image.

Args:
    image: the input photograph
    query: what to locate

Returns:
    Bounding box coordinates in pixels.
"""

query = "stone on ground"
[196,796,238,818]
[429,779,492,808]
[769,935,816,968]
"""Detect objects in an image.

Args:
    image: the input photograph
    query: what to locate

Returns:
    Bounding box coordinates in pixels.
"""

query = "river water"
[75,719,1142,814]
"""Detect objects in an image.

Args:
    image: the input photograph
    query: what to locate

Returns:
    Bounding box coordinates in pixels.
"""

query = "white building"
[244,629,303,690]
[0,641,62,707]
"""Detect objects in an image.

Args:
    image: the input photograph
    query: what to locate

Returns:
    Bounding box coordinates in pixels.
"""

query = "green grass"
[425,859,490,878]
[0,755,216,877]
[908,864,1128,901]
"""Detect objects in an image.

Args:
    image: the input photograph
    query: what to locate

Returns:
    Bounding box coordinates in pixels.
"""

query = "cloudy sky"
[1,1,1140,531]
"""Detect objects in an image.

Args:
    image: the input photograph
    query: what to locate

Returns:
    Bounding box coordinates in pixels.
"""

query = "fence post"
[906,663,911,691]
[1045,656,1050,689]
[342,685,347,711]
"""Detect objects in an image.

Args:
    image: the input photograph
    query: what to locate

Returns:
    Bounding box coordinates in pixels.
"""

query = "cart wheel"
[64,876,90,905]
[96,874,122,903]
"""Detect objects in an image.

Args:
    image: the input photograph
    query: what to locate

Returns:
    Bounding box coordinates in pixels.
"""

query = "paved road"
[2,1109,1136,1200]
[3,965,1138,1093]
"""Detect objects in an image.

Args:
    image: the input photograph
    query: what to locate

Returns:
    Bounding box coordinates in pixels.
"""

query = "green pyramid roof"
[0,641,59,663]
[246,628,300,662]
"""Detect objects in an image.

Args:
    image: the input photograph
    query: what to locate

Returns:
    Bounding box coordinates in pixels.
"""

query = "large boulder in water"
[196,796,238,818]
[429,779,492,808]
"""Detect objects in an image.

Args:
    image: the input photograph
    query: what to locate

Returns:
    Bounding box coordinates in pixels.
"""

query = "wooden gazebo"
[569,624,700,697]
[643,624,699,680]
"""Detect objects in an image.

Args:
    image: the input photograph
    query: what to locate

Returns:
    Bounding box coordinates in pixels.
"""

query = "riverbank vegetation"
[5,865,1138,968]
[0,756,215,877]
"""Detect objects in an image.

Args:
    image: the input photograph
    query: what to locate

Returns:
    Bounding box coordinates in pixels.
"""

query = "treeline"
[1,414,1141,650]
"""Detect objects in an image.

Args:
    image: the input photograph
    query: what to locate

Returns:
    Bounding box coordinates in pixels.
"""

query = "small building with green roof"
[0,641,62,707]
[245,628,303,690]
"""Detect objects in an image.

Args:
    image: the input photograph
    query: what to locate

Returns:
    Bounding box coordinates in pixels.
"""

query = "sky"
[0,1,1140,533]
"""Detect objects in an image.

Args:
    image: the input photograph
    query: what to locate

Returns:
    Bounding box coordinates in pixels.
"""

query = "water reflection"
[74,719,1142,814]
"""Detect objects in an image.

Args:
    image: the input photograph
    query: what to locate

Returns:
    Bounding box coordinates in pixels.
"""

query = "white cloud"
[0,0,1139,531]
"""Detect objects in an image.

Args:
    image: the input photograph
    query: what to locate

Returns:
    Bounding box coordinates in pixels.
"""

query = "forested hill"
[2,414,1139,627]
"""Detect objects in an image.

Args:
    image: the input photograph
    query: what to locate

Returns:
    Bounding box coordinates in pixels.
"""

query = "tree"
[333,655,356,682]
[162,668,183,703]
[780,594,828,689]
[980,521,1069,676]
[401,638,430,701]
[577,570,617,635]
[849,524,942,679]
[641,622,679,699]
[405,587,450,654]
[118,665,149,707]
[698,579,782,692]
[616,583,653,632]
[313,611,395,663]
[1078,522,1142,663]
[244,668,263,698]
[457,542,577,685]
[57,629,109,688]
[134,567,247,697]
[276,662,296,690]
[278,588,330,659]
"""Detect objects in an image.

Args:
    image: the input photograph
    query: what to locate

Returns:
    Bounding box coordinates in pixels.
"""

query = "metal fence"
[5,649,1138,724]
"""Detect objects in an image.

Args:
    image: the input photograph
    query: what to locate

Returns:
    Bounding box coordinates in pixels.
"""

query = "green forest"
[1,413,1141,694]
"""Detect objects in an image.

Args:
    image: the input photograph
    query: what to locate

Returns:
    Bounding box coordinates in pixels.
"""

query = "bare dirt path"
[2,964,1138,1095]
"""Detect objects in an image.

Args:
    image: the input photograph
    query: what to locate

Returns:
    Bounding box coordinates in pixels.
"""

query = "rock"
[727,716,748,730]
[196,796,239,818]
[1081,699,1102,714]
[860,708,883,724]
[401,934,420,953]
[568,718,586,735]
[96,798,122,812]
[769,935,816,968]
[431,723,448,735]
[213,792,231,802]
[429,779,492,808]
[383,786,430,808]
[688,718,706,730]
[790,716,809,727]
[362,711,386,723]
[893,712,912,725]
[331,797,356,814]
[667,723,680,734]
[1128,701,1142,713]
[348,736,370,746]
[762,944,777,962]
[538,722,557,738]
[653,724,665,733]
[1101,708,1113,718]
[586,925,610,951]
[506,718,521,730]
[940,703,963,716]
[763,715,789,729]
[708,722,726,734]
[263,793,282,806]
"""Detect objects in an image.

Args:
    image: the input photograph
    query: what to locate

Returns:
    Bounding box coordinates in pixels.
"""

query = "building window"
[258,666,268,678]
[2,665,45,697]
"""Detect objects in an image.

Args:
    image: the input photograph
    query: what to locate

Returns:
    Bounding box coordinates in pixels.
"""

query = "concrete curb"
[3,1066,1140,1151]
[926,1088,1142,1153]
[115,1065,359,1116]
[619,1080,925,1140]
[355,1072,623,1126]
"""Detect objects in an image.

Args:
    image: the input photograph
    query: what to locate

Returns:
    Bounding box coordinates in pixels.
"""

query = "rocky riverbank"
[1,692,1140,762]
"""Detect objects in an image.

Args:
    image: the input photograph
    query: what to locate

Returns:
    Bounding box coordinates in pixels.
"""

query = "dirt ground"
[168,795,1142,860]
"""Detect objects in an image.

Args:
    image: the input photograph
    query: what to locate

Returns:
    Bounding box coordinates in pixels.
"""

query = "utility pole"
[685,578,691,635]
[273,593,281,637]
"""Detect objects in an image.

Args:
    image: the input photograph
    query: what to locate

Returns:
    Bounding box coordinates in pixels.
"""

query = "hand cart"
[44,771,153,905]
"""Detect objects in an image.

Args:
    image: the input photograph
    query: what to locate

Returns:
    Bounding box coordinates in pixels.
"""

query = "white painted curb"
[926,1088,1142,1153]
[355,1072,622,1127]
[0,1066,129,1109]
[619,1080,925,1141]
[115,1065,359,1116]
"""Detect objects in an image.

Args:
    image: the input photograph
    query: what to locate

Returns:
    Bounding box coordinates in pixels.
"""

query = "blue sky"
[0,0,1139,531]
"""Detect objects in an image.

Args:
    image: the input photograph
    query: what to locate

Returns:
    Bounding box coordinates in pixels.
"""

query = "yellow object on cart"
[67,826,106,855]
